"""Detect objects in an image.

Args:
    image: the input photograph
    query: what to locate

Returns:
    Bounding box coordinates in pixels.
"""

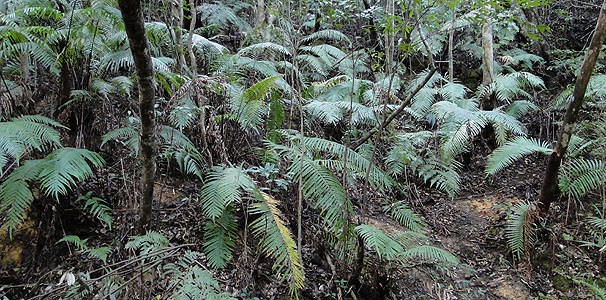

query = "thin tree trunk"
[481,4,495,110]
[351,68,437,149]
[186,0,210,158]
[448,4,455,82]
[537,0,606,215]
[118,0,157,234]
[171,0,186,74]
[0,0,6,14]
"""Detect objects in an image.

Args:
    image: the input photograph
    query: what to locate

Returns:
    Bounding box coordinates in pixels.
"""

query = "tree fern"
[485,137,553,174]
[250,191,304,296]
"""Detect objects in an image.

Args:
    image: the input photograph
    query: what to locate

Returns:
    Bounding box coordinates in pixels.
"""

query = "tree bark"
[171,0,186,74]
[448,4,455,82]
[118,0,157,234]
[537,0,606,215]
[481,5,495,110]
[0,0,6,14]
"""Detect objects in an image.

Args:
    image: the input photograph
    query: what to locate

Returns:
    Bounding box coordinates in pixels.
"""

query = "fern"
[355,224,458,264]
[203,209,237,269]
[165,251,236,300]
[485,137,553,174]
[78,192,112,229]
[505,201,536,260]
[228,75,282,130]
[401,245,459,264]
[250,191,304,296]
[384,201,425,232]
[1,148,104,237]
[559,159,606,199]
[199,166,255,220]
[57,235,111,264]
[355,224,404,260]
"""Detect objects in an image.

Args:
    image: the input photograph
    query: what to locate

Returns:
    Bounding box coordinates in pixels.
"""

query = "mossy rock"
[0,217,37,269]
[552,273,572,292]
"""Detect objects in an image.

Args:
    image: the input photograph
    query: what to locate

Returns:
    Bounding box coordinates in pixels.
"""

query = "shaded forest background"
[1,0,606,299]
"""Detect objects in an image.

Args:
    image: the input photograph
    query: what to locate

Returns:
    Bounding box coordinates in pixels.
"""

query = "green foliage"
[1,147,104,237]
[355,224,458,264]
[203,209,237,269]
[485,137,553,174]
[505,201,536,261]
[384,201,425,232]
[250,191,304,296]
[559,159,606,199]
[77,192,112,229]
[164,251,237,300]
[199,166,254,220]
[57,235,111,264]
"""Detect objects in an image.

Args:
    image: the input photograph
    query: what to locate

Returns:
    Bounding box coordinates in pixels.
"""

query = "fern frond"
[485,137,553,174]
[250,191,304,296]
[38,148,105,199]
[301,29,351,45]
[199,166,255,220]
[559,159,606,199]
[384,201,425,232]
[78,192,112,229]
[355,224,403,260]
[401,245,459,264]
[203,209,237,269]
[505,201,536,260]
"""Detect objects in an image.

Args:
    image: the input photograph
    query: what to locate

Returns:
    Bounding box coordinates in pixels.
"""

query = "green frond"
[301,29,351,45]
[238,42,291,58]
[383,201,425,232]
[125,230,171,256]
[77,192,112,229]
[355,224,403,260]
[166,251,237,300]
[204,209,237,269]
[250,191,304,296]
[57,235,89,251]
[559,159,606,199]
[505,201,536,260]
[38,148,105,199]
[505,100,538,118]
[485,137,553,174]
[401,245,459,264]
[199,166,255,220]
[290,157,351,236]
[416,157,461,198]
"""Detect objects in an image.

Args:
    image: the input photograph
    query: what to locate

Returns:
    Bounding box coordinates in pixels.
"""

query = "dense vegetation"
[1,0,606,299]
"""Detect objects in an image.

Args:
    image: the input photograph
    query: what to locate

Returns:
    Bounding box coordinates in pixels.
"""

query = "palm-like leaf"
[485,137,553,174]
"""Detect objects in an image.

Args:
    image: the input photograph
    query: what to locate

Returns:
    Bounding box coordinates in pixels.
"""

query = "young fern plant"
[198,165,304,296]
[0,116,105,237]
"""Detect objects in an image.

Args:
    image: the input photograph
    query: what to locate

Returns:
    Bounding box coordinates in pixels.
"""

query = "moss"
[552,272,572,292]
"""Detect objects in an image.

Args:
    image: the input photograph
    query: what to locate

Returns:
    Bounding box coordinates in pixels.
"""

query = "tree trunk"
[481,5,495,110]
[0,0,6,14]
[537,0,606,215]
[448,4,455,82]
[171,0,186,74]
[118,0,157,234]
